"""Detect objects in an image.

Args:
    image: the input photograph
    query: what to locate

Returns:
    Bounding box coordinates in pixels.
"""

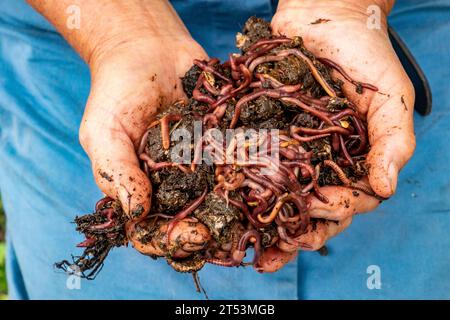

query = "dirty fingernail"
[388,162,398,194]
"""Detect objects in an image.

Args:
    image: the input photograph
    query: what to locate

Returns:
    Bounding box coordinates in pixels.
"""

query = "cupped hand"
[79,35,208,218]
[258,0,415,270]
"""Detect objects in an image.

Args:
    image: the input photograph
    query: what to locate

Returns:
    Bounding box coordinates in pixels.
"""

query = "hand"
[79,35,208,217]
[28,0,209,218]
[257,0,415,271]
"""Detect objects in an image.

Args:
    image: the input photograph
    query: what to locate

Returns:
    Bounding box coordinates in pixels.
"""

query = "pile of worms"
[57,19,380,281]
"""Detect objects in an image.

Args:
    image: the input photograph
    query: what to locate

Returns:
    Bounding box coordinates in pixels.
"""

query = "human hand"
[27,0,208,219]
[257,0,415,271]
[79,34,207,218]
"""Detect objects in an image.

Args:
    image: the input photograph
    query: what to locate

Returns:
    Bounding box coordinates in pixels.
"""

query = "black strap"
[388,26,432,116]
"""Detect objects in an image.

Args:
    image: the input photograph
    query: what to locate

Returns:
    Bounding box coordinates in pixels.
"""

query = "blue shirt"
[0,0,448,299]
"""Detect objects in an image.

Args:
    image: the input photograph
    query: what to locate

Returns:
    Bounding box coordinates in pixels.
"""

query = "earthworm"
[166,187,209,243]
[193,73,216,105]
[317,57,378,92]
[340,134,355,166]
[233,230,262,265]
[193,59,232,83]
[89,208,116,231]
[281,97,334,124]
[245,37,291,53]
[202,76,221,96]
[285,161,328,203]
[276,49,337,97]
[230,89,291,128]
[160,114,182,150]
[248,55,286,73]
[257,193,306,224]
[323,160,376,197]
[139,153,192,174]
[138,129,150,155]
[292,125,352,136]
[77,236,96,248]
[95,197,113,212]
[232,64,252,94]
[242,167,283,196]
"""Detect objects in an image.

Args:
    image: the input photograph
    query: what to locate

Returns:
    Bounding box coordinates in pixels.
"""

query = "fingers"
[300,217,352,251]
[126,218,211,258]
[308,186,381,221]
[254,246,298,273]
[80,115,152,219]
[256,217,352,273]
[366,75,416,198]
[278,217,352,252]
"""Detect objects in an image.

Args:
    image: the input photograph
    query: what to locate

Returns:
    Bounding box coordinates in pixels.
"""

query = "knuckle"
[78,121,91,150]
[399,132,416,161]
[310,233,327,251]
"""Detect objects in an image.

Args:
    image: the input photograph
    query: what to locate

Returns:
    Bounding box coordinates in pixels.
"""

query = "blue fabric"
[0,0,448,299]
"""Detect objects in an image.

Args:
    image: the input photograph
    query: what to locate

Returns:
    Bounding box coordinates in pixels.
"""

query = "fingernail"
[388,162,398,194]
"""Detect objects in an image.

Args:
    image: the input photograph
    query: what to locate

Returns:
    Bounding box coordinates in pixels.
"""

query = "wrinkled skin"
[128,218,211,259]
[251,0,415,272]
[255,246,298,273]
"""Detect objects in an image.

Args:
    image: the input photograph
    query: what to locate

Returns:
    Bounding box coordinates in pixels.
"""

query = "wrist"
[28,0,193,66]
[88,31,195,70]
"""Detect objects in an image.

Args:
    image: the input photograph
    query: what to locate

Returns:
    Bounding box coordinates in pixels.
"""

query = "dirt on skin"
[59,16,374,278]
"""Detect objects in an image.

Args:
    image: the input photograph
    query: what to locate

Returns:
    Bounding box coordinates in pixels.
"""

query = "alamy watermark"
[162,121,281,176]
[366,5,382,30]
[66,264,82,290]
[366,264,382,290]
[66,5,81,30]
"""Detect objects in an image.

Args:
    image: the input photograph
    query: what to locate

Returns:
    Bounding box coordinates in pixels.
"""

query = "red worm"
[138,129,150,155]
[202,77,221,96]
[284,161,328,203]
[193,74,216,105]
[166,187,209,244]
[234,230,262,265]
[230,89,291,128]
[246,37,291,53]
[257,193,307,224]
[317,57,378,92]
[77,236,96,248]
[292,125,352,136]
[242,167,283,196]
[280,97,333,125]
[193,59,232,83]
[323,160,378,197]
[276,49,337,97]
[339,135,355,166]
[139,153,192,174]
[231,64,252,94]
[160,114,182,150]
[248,55,286,73]
[89,208,115,231]
[95,197,113,212]
[243,43,279,66]
[328,109,367,154]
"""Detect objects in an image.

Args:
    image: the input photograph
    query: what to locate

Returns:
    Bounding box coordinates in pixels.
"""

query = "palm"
[271,4,415,198]
[255,2,416,270]
[84,39,207,144]
[79,38,207,216]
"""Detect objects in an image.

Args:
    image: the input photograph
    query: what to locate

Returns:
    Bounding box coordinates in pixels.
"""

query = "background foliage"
[0,196,8,298]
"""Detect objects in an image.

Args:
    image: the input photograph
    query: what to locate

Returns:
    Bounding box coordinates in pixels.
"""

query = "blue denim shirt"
[0,0,449,299]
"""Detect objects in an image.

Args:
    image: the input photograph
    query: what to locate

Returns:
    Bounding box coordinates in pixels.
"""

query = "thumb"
[80,116,151,219]
[366,78,416,198]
